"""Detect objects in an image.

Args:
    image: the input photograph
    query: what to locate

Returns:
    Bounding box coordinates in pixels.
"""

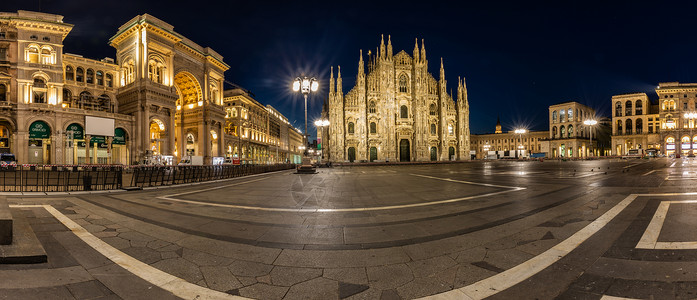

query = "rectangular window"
[0,48,6,61]
[648,126,653,133]
[0,32,5,39]
[685,102,688,110]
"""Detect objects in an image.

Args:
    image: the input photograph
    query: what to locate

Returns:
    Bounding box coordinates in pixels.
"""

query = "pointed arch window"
[431,123,436,135]
[400,105,408,118]
[398,74,408,93]
[348,122,355,134]
[370,122,376,134]
[369,101,376,114]
[429,103,437,116]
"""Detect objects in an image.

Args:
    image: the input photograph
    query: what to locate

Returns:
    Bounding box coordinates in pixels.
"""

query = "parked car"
[0,153,17,166]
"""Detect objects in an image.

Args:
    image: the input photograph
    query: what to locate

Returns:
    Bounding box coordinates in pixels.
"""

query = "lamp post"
[292,76,318,157]
[583,119,597,158]
[684,112,697,157]
[514,129,527,159]
[314,119,330,163]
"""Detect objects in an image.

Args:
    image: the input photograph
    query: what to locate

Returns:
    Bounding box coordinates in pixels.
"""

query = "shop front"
[28,120,51,164]
[65,123,85,164]
[112,128,128,164]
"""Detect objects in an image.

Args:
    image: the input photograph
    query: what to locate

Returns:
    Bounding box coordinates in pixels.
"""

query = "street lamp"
[514,129,527,159]
[314,119,330,163]
[293,76,319,157]
[583,119,598,158]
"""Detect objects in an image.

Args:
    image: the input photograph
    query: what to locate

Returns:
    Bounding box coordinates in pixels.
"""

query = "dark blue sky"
[6,0,697,136]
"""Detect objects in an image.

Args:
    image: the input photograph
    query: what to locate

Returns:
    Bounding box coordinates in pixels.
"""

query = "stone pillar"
[85,134,91,165]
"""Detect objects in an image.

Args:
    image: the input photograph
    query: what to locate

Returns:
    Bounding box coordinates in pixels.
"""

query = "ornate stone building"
[0,10,301,165]
[548,102,597,158]
[326,36,470,162]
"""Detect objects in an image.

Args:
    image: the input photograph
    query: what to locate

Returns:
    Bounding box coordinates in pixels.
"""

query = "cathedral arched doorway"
[149,119,165,156]
[430,147,437,161]
[369,147,377,162]
[348,147,356,162]
[448,146,455,160]
[399,139,410,162]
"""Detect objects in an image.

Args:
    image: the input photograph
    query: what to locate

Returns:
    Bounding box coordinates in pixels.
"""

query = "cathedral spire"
[380,34,385,60]
[358,49,364,78]
[421,39,427,63]
[337,65,342,95]
[413,38,420,62]
[329,66,335,95]
[387,35,393,60]
[439,57,445,82]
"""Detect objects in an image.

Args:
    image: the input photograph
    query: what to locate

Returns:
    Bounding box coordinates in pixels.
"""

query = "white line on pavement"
[10,204,247,300]
[642,170,657,176]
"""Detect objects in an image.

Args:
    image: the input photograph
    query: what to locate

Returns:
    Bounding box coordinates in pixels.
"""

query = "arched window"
[98,94,112,112]
[448,124,454,135]
[399,74,408,93]
[625,119,632,135]
[552,126,557,138]
[96,71,104,85]
[636,118,642,134]
[76,67,84,82]
[348,122,354,134]
[560,125,566,138]
[86,69,94,84]
[32,78,47,103]
[625,100,632,116]
[106,73,113,88]
[568,109,573,121]
[560,109,566,122]
[431,123,436,135]
[615,101,622,117]
[429,103,437,116]
[148,59,165,84]
[27,46,39,63]
[62,88,72,105]
[65,66,74,81]
[552,110,557,123]
[41,47,52,64]
[617,120,623,134]
[123,60,135,85]
[370,122,376,134]
[0,84,6,101]
[575,109,579,121]
[369,101,376,114]
[568,125,573,137]
[635,100,643,115]
[400,105,408,118]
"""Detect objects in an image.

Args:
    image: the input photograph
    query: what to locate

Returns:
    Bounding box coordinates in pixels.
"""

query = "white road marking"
[157,174,525,213]
[637,200,697,249]
[600,296,641,300]
[642,170,657,176]
[670,162,677,167]
[10,204,247,300]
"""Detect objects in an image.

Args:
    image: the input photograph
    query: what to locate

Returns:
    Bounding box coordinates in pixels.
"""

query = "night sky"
[5,0,697,137]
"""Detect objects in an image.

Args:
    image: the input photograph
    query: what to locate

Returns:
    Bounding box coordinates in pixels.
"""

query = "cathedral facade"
[327,36,470,162]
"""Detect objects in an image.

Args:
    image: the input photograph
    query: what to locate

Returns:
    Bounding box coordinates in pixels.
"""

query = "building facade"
[613,82,697,157]
[470,118,548,159]
[327,36,470,162]
[0,10,300,165]
[548,102,597,158]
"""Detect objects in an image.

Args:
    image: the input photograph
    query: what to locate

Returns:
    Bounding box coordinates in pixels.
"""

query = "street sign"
[232,157,240,165]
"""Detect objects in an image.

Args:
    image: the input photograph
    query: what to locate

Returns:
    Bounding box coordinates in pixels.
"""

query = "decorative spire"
[329,66,335,95]
[439,57,445,82]
[387,35,393,59]
[337,65,342,95]
[413,38,420,62]
[358,49,364,77]
[380,34,385,60]
[421,39,426,62]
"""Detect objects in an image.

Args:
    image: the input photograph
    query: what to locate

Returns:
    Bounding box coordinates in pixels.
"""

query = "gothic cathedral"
[327,35,470,162]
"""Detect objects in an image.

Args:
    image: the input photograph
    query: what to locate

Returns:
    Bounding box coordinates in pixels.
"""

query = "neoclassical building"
[612,82,697,157]
[548,102,597,158]
[0,10,301,165]
[326,36,470,162]
[470,118,548,159]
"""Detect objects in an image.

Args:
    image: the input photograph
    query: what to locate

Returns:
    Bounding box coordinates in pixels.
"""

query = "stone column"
[85,134,91,165]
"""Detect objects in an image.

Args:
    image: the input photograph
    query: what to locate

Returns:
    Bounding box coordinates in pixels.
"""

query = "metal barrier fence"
[0,165,122,192]
[130,164,295,188]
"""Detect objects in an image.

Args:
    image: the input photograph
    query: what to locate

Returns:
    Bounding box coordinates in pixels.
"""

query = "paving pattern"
[1,158,697,299]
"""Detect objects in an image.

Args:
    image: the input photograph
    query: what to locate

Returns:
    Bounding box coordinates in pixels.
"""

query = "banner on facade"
[113,128,126,145]
[29,121,50,139]
[66,123,84,140]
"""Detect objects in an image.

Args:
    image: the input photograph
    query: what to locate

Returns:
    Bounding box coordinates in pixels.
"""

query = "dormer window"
[42,37,50,42]
[30,35,38,40]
